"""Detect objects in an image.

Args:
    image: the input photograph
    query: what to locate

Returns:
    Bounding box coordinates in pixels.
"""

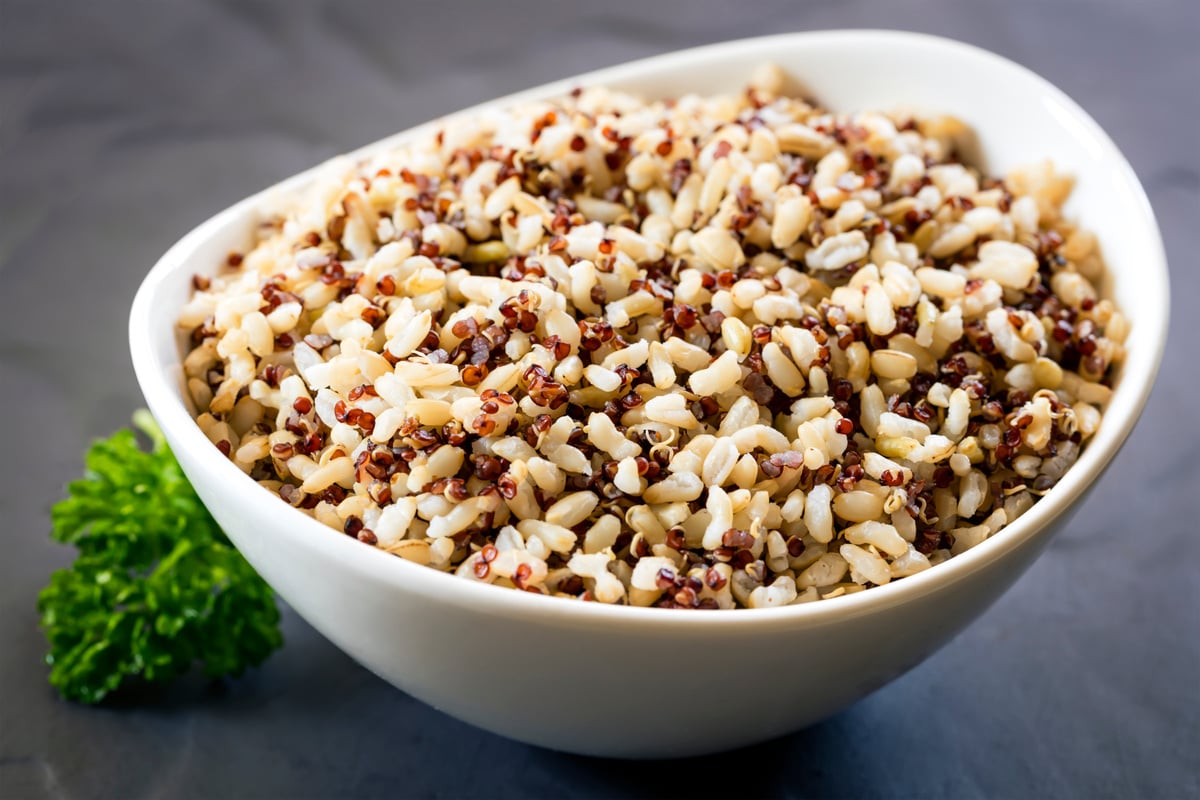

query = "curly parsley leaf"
[38,411,282,703]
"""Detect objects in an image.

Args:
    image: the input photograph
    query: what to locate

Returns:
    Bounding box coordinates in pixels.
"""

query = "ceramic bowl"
[130,30,1168,758]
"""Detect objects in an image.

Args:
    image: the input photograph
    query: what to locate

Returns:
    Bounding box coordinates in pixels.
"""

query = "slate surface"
[1,0,1196,797]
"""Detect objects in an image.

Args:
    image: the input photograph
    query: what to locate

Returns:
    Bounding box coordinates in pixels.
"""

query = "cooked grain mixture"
[179,65,1126,608]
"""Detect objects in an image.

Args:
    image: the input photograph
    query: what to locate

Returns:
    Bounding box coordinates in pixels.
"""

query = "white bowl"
[130,30,1168,758]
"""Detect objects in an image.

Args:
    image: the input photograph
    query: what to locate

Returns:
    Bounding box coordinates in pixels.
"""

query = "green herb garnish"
[38,410,282,703]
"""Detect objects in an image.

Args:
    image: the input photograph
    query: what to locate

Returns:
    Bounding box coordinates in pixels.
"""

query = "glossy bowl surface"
[130,31,1168,757]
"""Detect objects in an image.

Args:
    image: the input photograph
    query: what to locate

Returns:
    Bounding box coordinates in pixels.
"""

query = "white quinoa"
[179,65,1126,608]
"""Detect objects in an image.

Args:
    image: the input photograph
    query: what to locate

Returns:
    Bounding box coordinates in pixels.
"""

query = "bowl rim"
[130,29,1169,632]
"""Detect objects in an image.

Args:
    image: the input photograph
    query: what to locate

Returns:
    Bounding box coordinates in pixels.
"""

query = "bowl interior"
[130,30,1168,629]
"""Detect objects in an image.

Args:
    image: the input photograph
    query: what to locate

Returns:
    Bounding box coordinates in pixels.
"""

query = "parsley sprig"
[38,411,282,703]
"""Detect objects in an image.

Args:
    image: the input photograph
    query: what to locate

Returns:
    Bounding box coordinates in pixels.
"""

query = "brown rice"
[178,65,1125,608]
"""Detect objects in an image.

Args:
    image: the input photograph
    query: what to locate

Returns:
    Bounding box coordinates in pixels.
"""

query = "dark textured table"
[2,1,1197,797]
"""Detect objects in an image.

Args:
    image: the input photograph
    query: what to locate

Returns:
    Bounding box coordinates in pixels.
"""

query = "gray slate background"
[1,0,1197,797]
